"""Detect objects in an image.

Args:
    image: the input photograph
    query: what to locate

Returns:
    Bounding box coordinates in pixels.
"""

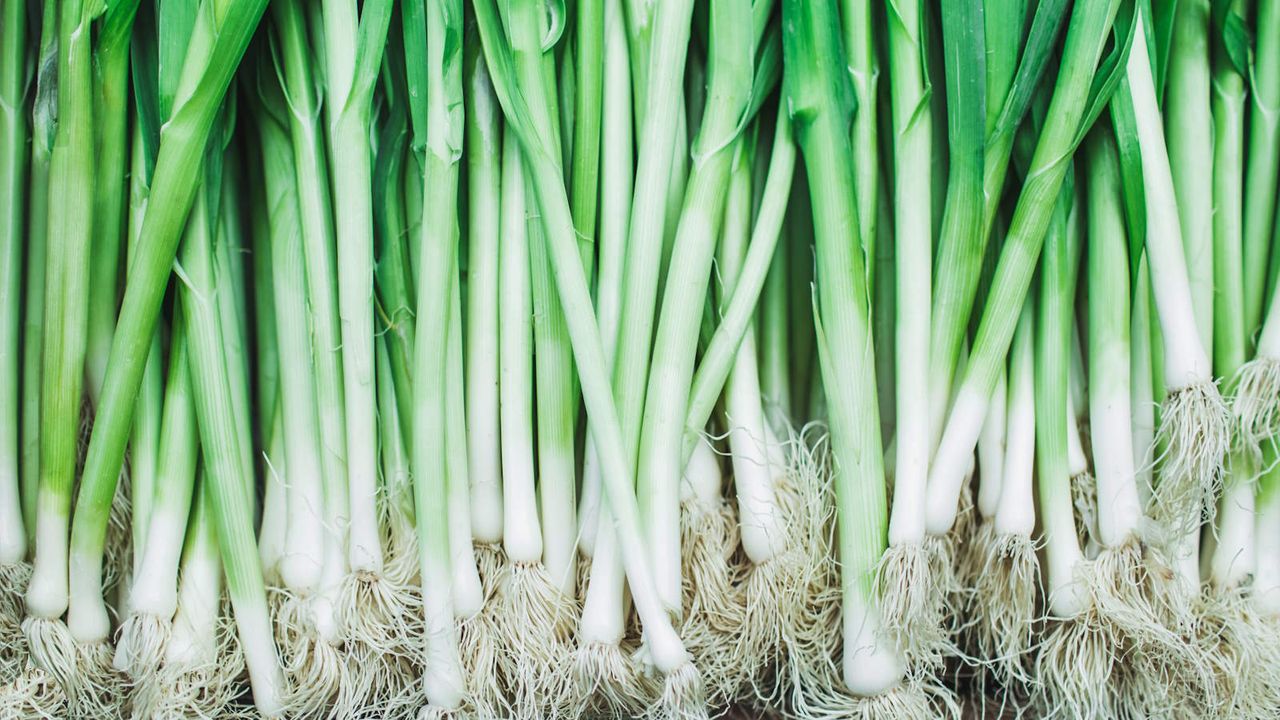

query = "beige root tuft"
[570,640,653,717]
[494,561,577,719]
[112,612,171,678]
[679,494,744,707]
[1149,382,1231,541]
[1032,611,1116,720]
[969,530,1040,688]
[1231,357,1280,447]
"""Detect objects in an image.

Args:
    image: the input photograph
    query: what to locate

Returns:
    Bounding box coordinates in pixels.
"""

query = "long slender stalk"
[506,0,578,604]
[1036,185,1088,619]
[179,189,286,717]
[463,49,504,547]
[256,96,326,601]
[840,0,877,266]
[31,0,99,638]
[578,0,633,557]
[270,0,350,550]
[884,0,935,560]
[783,0,903,696]
[1243,0,1280,337]
[1164,0,1215,350]
[19,0,56,545]
[408,0,467,707]
[1120,10,1230,539]
[320,0,393,580]
[84,0,144,403]
[116,316,198,677]
[1084,128,1142,549]
[0,0,28,574]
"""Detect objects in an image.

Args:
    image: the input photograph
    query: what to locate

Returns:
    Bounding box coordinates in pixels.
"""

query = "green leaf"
[939,0,985,174]
[1069,0,1138,151]
[988,0,1070,144]
[1108,86,1148,288]
[350,0,394,107]
[157,0,198,121]
[1149,0,1178,98]
[1211,0,1252,77]
[129,1,162,182]
[542,0,566,50]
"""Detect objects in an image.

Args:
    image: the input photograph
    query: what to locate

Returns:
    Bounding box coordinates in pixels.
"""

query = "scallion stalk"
[114,317,198,678]
[783,0,907,701]
[463,47,504,548]
[0,0,29,605]
[407,0,468,709]
[1165,0,1215,350]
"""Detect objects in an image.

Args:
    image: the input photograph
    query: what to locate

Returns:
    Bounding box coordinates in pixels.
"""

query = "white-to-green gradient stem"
[578,0,632,555]
[124,320,197,624]
[1243,0,1280,338]
[320,0,393,578]
[995,301,1036,538]
[29,0,97,629]
[1085,130,1141,548]
[181,191,286,716]
[464,51,505,546]
[0,0,27,568]
[1164,0,1215,351]
[885,0,933,548]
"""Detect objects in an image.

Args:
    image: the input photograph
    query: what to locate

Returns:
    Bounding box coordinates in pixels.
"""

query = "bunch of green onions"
[2,0,1280,718]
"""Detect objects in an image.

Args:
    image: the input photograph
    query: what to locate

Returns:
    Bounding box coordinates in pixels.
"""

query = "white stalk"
[841,595,905,696]
[1090,375,1141,548]
[719,143,785,563]
[498,138,542,567]
[163,513,221,671]
[926,385,989,534]
[259,404,288,582]
[886,0,933,551]
[1131,260,1157,508]
[1207,453,1256,589]
[1066,391,1089,479]
[25,499,68,619]
[447,285,484,617]
[578,510,628,646]
[996,303,1036,538]
[976,369,1008,520]
[465,54,504,547]
[1253,480,1280,616]
[1126,14,1213,390]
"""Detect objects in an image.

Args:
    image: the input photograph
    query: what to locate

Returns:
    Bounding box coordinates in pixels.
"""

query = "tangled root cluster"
[1149,384,1231,541]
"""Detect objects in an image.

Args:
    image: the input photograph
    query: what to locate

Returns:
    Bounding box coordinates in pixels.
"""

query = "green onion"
[0,0,29,600]
[1165,0,1216,350]
[179,173,286,717]
[783,0,906,701]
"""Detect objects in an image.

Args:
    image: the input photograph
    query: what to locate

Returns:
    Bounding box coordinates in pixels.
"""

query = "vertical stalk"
[1164,0,1215,350]
[0,0,28,568]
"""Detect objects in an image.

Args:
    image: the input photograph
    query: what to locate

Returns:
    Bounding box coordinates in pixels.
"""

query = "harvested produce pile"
[3,0,1280,717]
